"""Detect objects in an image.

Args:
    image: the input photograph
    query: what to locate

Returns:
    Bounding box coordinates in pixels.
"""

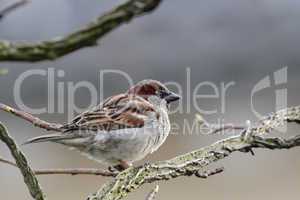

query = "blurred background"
[0,0,300,199]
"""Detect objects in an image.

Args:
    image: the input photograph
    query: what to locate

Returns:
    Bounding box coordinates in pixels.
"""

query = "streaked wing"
[62,94,157,132]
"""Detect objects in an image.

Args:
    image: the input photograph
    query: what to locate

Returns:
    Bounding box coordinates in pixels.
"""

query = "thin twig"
[0,157,117,176]
[145,185,159,200]
[0,156,17,167]
[33,168,117,176]
[208,124,245,135]
[0,0,29,19]
[195,114,245,135]
[0,122,45,200]
[0,103,63,132]
[0,0,162,62]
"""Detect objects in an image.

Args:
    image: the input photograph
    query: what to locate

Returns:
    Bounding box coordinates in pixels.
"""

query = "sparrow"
[24,79,180,170]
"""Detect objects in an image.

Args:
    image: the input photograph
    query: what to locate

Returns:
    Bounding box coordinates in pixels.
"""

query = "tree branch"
[195,114,245,135]
[0,0,162,62]
[87,106,300,200]
[0,122,45,200]
[0,0,29,20]
[32,168,116,176]
[0,103,63,132]
[145,185,159,200]
[0,156,117,176]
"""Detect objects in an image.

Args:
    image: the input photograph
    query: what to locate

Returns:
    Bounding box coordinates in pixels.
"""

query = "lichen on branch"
[0,122,45,200]
[0,0,162,62]
[87,106,300,200]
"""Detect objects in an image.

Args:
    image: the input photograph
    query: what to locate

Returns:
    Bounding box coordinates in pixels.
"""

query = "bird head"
[127,79,180,104]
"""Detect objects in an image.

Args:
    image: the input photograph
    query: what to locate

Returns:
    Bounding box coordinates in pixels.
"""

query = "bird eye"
[159,90,169,99]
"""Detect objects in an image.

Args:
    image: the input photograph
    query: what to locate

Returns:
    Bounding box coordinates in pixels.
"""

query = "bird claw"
[240,147,255,156]
[110,160,132,172]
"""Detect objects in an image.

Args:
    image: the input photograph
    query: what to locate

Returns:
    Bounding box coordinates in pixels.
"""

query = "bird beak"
[164,92,181,103]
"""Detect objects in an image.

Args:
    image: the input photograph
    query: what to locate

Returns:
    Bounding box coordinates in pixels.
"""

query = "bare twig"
[33,168,117,176]
[0,0,29,20]
[207,124,244,135]
[0,122,45,200]
[0,103,63,132]
[0,157,117,176]
[0,0,162,62]
[145,185,159,200]
[195,114,244,135]
[87,106,300,200]
[0,156,17,167]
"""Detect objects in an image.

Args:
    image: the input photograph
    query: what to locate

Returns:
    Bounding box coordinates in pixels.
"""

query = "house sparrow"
[24,79,180,170]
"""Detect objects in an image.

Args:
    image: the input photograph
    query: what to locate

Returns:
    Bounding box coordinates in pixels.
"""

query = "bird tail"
[23,133,76,145]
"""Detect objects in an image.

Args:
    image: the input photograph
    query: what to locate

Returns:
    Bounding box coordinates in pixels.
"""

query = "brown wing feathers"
[62,94,157,132]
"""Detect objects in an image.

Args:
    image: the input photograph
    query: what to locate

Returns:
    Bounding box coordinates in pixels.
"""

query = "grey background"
[0,0,300,199]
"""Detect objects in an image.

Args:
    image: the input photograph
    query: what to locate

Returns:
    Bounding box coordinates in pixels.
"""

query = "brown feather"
[62,94,157,132]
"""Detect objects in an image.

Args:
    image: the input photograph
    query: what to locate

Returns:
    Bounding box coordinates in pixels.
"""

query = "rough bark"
[87,106,300,200]
[0,123,45,200]
[0,0,162,62]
